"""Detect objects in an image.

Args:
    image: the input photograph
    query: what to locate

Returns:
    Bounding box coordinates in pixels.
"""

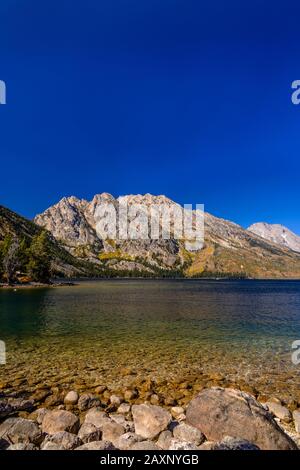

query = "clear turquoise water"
[1,279,300,401]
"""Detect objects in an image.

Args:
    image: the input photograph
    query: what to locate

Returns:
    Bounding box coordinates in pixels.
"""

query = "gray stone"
[41,441,65,450]
[42,410,80,435]
[78,423,102,443]
[132,404,171,439]
[186,387,297,450]
[0,401,14,419]
[198,441,215,450]
[156,430,173,450]
[265,402,291,423]
[84,408,110,429]
[173,423,205,445]
[124,389,138,401]
[0,417,43,445]
[168,438,199,450]
[110,414,134,432]
[131,440,160,450]
[171,406,185,420]
[64,391,79,405]
[7,443,38,450]
[110,395,124,407]
[30,408,49,425]
[117,403,131,414]
[41,431,82,450]
[113,432,143,450]
[78,394,101,411]
[101,421,125,442]
[75,440,116,450]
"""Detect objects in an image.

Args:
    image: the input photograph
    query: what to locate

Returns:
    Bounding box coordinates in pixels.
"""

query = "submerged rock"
[64,391,79,406]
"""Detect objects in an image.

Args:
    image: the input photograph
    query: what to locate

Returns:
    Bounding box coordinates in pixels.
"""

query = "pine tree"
[27,231,51,283]
[2,235,20,284]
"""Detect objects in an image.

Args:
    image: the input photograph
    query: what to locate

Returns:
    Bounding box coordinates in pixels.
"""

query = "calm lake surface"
[1,279,300,403]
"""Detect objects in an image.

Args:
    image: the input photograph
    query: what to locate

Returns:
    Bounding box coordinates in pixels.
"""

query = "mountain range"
[1,193,300,279]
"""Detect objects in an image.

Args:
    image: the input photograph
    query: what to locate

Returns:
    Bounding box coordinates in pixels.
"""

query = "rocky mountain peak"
[248,222,300,253]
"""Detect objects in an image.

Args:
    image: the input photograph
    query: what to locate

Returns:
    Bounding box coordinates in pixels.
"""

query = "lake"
[1,279,300,404]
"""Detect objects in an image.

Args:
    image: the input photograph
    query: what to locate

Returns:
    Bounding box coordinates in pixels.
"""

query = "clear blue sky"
[1,1,300,233]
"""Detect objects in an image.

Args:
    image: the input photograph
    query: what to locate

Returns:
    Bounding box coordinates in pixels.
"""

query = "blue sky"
[0,0,300,233]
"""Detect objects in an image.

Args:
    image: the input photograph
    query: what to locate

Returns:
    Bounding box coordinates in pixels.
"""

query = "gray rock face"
[132,404,172,439]
[173,423,205,445]
[248,222,300,253]
[186,387,297,450]
[0,418,43,445]
[33,193,300,278]
[41,410,80,435]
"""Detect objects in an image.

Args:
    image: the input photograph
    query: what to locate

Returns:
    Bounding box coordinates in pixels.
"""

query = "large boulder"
[0,417,43,445]
[132,404,171,439]
[41,410,80,435]
[186,387,297,450]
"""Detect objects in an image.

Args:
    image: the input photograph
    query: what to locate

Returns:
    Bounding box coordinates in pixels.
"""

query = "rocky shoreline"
[0,281,76,289]
[0,387,299,451]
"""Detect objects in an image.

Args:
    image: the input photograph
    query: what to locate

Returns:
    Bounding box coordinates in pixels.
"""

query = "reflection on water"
[1,279,300,401]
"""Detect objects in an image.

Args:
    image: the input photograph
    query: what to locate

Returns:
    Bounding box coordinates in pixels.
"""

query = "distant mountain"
[34,193,300,279]
[248,223,300,254]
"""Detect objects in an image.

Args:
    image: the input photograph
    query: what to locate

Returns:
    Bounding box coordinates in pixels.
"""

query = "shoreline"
[0,385,299,450]
[1,278,300,289]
